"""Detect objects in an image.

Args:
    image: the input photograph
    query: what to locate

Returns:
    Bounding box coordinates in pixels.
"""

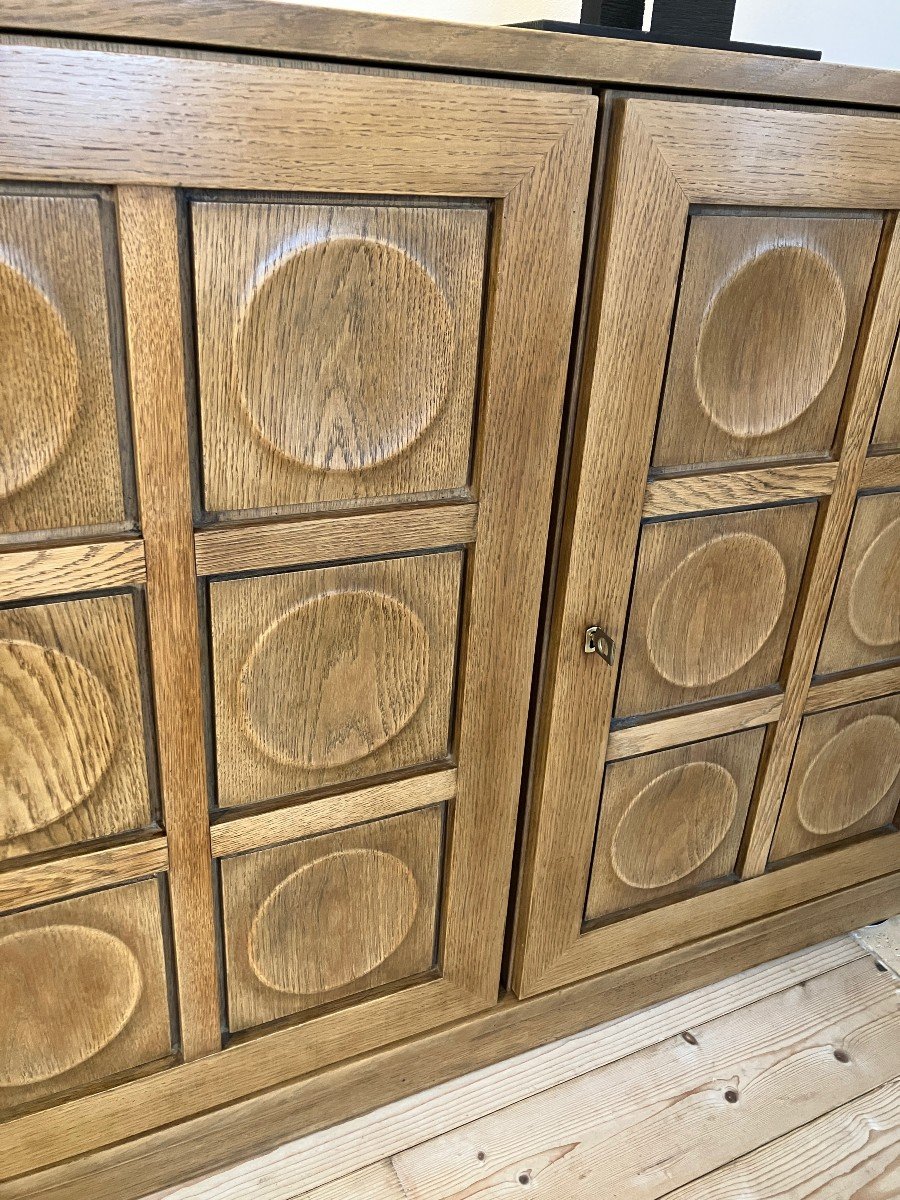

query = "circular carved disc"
[848,518,900,648]
[0,640,118,841]
[237,237,454,471]
[240,590,429,770]
[611,761,738,889]
[695,246,846,437]
[797,714,900,836]
[0,260,80,499]
[0,925,141,1086]
[249,849,419,994]
[647,533,787,688]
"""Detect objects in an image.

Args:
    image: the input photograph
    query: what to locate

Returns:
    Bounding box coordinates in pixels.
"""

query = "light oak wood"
[1,1,899,107]
[0,190,128,540]
[0,537,145,602]
[0,592,152,861]
[210,553,461,808]
[861,448,900,489]
[817,488,900,676]
[303,1163,406,1200]
[654,214,881,471]
[642,461,838,519]
[117,187,221,1061]
[210,770,457,858]
[806,662,900,711]
[770,693,900,862]
[0,836,168,912]
[221,807,442,1030]
[873,335,900,446]
[0,877,172,1113]
[193,201,486,517]
[586,728,764,921]
[606,693,782,761]
[194,504,478,578]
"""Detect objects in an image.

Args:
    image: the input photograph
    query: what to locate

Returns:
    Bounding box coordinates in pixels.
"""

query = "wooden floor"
[152,916,900,1200]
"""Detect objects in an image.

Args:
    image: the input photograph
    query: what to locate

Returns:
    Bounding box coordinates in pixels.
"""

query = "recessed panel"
[653,214,881,471]
[210,552,462,808]
[770,694,900,863]
[873,340,899,448]
[220,806,442,1030]
[0,192,128,538]
[0,878,173,1112]
[586,728,765,922]
[192,200,487,516]
[817,490,900,677]
[615,503,816,720]
[0,593,153,861]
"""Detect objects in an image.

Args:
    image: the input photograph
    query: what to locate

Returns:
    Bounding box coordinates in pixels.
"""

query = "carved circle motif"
[695,245,846,437]
[236,237,454,471]
[0,925,141,1086]
[611,761,739,890]
[240,589,429,770]
[848,518,900,648]
[0,258,80,499]
[797,714,900,836]
[647,533,787,688]
[0,639,119,842]
[249,849,420,995]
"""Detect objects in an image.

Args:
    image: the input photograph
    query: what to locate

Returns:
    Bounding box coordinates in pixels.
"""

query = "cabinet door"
[513,97,900,998]
[0,42,594,1165]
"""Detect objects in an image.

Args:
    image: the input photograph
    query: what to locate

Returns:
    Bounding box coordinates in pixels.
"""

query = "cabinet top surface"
[0,0,898,109]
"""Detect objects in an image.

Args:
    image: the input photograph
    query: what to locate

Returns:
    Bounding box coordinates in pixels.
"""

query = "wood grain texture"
[391,957,900,1200]
[194,504,478,578]
[0,592,152,861]
[806,662,900,712]
[193,201,486,517]
[117,187,220,1060]
[210,769,456,858]
[0,1,898,106]
[817,489,900,676]
[667,1077,900,1199]
[221,807,442,1030]
[615,503,816,720]
[606,693,782,761]
[302,1162,406,1200]
[654,214,881,471]
[861,448,900,490]
[210,552,461,807]
[0,537,145,602]
[5,878,894,1196]
[873,334,900,446]
[0,836,168,913]
[0,877,172,1113]
[0,190,127,539]
[770,694,900,863]
[586,728,764,921]
[642,461,838,519]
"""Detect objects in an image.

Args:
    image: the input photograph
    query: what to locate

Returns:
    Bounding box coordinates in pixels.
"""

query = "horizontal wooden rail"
[643,461,838,519]
[0,835,168,913]
[0,538,146,603]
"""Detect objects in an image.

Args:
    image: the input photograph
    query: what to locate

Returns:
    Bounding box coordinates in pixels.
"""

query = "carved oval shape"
[797,714,900,836]
[249,849,419,994]
[647,533,787,688]
[848,517,900,648]
[237,237,454,471]
[240,589,429,769]
[0,639,118,841]
[695,245,846,437]
[0,259,80,499]
[0,924,141,1086]
[611,761,739,890]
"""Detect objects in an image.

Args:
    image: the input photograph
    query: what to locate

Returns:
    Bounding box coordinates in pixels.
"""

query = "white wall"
[296,0,899,69]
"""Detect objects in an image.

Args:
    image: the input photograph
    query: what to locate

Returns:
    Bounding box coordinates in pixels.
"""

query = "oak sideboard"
[0,4,898,1196]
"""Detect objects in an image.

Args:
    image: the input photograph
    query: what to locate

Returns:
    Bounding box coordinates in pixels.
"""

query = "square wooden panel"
[0,593,154,862]
[817,490,900,677]
[0,191,128,539]
[652,214,881,472]
[221,805,442,1031]
[0,877,173,1112]
[192,200,487,517]
[586,727,765,922]
[210,551,462,808]
[770,694,900,863]
[872,339,900,448]
[614,502,817,720]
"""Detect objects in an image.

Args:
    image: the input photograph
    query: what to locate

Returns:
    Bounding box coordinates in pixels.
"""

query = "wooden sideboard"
[0,5,897,1196]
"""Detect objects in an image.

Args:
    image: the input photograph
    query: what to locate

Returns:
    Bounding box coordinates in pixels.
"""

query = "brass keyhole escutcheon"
[584,626,615,664]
